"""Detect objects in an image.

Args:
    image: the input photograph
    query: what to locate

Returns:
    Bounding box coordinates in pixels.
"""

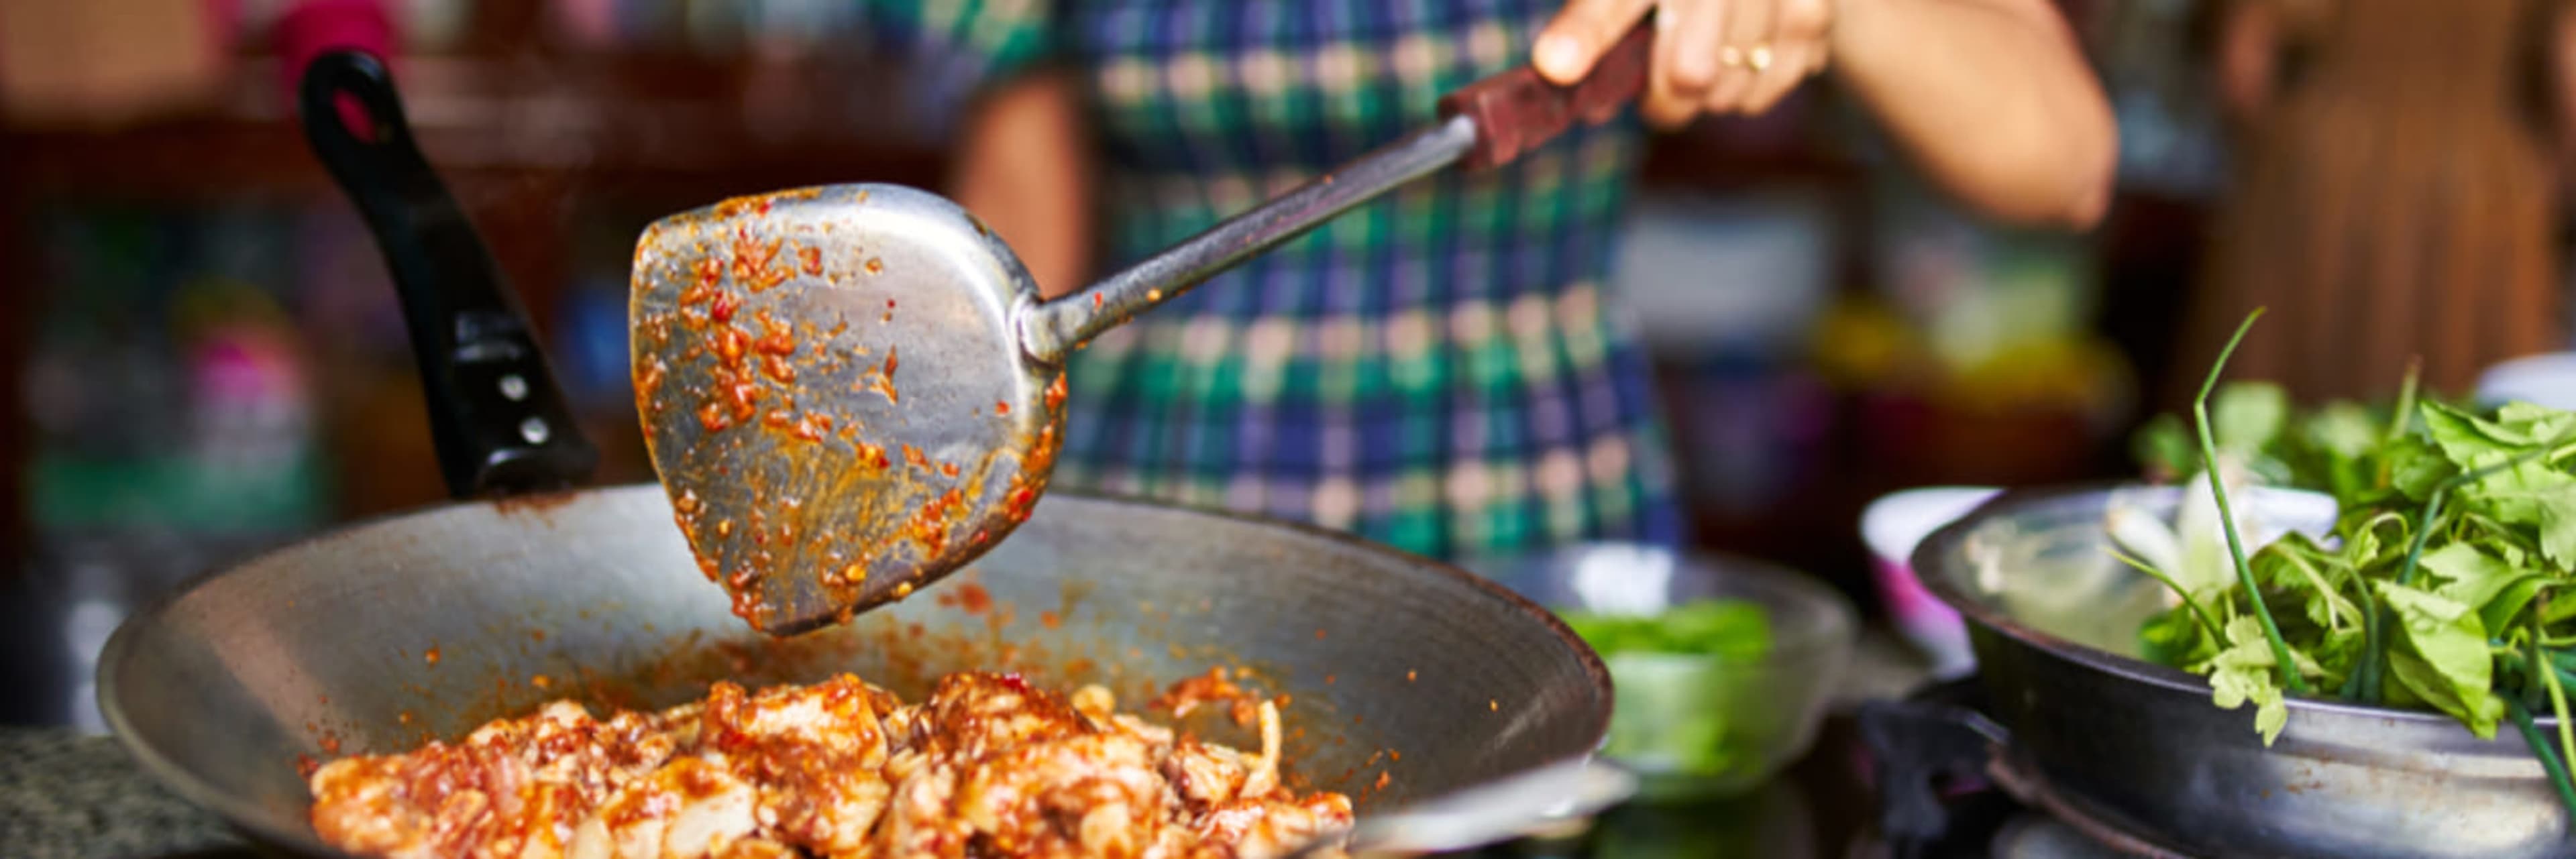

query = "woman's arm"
[1536,0,2117,229]
[2214,0,2282,129]
[1828,0,2117,228]
[2551,0,2576,178]
[949,69,1095,299]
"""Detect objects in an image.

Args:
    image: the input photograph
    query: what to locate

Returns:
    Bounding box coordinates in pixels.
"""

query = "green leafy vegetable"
[2190,312,2304,696]
[1562,600,1778,789]
[1562,600,1772,661]
[2124,318,2576,818]
[2208,616,2293,744]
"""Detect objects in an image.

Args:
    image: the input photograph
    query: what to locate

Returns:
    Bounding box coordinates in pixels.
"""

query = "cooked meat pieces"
[308,673,1352,859]
[309,700,690,859]
[699,678,901,854]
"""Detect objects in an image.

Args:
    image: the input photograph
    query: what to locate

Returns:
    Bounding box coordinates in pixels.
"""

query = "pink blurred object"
[1860,487,1999,679]
[554,0,619,49]
[202,0,244,52]
[273,0,395,137]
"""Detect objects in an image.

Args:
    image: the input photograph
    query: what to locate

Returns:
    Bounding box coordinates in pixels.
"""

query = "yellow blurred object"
[170,278,297,339]
[1809,293,2133,422]
[0,0,225,128]
[1809,296,1920,389]
[1939,337,2133,420]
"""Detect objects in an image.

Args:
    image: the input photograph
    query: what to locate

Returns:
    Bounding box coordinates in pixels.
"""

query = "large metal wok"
[1913,484,2567,858]
[96,50,1613,857]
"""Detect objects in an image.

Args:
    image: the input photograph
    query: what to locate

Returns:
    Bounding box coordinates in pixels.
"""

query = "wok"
[101,485,1613,856]
[1914,484,2567,858]
[97,50,1614,856]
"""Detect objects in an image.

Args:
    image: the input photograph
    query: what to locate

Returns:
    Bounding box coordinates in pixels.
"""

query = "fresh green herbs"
[1562,600,1778,788]
[2124,312,2576,817]
[2194,311,2306,697]
[1562,600,1774,661]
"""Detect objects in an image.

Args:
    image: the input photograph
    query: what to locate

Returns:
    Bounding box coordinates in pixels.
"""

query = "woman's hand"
[1534,0,1836,127]
[1534,0,2116,229]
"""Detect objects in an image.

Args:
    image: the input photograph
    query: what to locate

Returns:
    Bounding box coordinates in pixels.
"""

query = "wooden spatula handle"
[1438,23,1654,170]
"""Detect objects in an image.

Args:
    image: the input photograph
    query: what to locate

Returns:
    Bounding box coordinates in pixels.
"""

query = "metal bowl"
[1915,484,2568,858]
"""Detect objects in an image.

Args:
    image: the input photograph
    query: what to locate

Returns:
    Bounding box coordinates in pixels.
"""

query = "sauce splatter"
[792,413,833,443]
[956,582,992,614]
[868,348,902,403]
[1152,668,1261,726]
[731,229,790,292]
[903,490,965,557]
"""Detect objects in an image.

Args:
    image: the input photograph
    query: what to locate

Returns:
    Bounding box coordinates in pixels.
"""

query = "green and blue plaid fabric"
[868,0,1681,561]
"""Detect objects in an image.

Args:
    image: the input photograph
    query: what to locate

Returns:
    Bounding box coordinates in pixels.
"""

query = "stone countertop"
[0,728,248,858]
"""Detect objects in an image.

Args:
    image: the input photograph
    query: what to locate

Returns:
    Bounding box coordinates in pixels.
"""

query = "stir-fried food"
[307,672,1352,858]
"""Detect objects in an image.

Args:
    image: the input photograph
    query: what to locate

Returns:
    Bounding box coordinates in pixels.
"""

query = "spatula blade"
[631,184,1064,635]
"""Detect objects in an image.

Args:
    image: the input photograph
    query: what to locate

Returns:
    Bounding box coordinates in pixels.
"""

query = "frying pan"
[97,50,1615,857]
[1914,485,2568,857]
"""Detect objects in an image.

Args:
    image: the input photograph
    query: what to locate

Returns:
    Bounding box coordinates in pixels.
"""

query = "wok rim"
[98,483,1614,856]
[1911,480,2559,729]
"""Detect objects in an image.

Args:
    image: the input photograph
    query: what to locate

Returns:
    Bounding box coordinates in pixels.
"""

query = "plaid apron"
[873,0,1682,561]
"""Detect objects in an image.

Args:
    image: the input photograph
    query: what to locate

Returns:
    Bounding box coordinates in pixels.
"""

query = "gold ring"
[1748,44,1774,72]
[1719,45,1746,68]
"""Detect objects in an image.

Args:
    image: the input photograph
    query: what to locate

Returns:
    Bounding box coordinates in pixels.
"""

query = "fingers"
[1546,0,1828,127]
[1736,42,1812,115]
[1775,0,1831,44]
[1642,3,1713,127]
[1534,0,1658,84]
[1705,0,1773,110]
[1645,0,1733,128]
[1704,0,1831,118]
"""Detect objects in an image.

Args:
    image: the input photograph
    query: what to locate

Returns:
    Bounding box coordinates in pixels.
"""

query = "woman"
[877,0,2113,562]
[2182,0,2571,403]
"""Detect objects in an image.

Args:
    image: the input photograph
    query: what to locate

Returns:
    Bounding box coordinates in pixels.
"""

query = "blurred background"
[0,0,2518,730]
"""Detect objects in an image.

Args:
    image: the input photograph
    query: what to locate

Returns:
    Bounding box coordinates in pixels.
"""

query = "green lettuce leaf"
[2377,581,2502,738]
[2210,615,2294,745]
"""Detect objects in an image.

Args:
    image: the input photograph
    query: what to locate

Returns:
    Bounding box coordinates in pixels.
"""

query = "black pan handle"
[1858,678,2010,854]
[300,51,596,499]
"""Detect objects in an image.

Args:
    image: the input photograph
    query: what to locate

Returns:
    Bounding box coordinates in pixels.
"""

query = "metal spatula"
[634,26,1652,635]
